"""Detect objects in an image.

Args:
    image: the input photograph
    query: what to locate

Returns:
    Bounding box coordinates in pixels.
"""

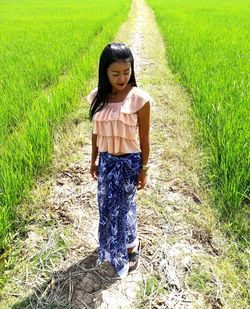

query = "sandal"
[128,240,141,272]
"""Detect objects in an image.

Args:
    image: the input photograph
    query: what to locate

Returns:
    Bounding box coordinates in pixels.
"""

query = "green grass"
[136,274,167,308]
[0,0,131,250]
[187,253,250,308]
[147,0,250,244]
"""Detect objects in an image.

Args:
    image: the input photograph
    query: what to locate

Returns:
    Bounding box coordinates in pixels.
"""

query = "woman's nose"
[118,75,125,82]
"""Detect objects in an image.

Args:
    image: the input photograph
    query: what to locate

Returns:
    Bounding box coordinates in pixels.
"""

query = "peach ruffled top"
[87,87,152,154]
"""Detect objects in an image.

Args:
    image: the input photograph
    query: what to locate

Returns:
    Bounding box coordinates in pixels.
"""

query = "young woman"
[87,42,152,278]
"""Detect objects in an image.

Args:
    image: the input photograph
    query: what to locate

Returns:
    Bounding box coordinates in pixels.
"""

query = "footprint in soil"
[12,248,119,309]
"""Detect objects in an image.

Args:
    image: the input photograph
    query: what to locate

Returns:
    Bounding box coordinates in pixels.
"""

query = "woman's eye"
[111,72,130,78]
[113,73,129,77]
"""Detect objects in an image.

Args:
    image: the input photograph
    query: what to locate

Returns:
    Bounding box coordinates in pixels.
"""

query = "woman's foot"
[128,246,137,268]
[128,241,141,272]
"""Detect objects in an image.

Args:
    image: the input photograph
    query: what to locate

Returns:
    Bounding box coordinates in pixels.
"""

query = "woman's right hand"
[90,163,98,180]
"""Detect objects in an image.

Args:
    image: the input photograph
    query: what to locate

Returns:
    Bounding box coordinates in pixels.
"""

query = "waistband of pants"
[99,152,140,158]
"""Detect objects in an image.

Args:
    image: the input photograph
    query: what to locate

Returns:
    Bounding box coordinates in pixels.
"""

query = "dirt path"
[1,1,224,308]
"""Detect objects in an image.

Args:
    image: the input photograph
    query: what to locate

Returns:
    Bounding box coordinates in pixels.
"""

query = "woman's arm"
[137,101,151,190]
[90,133,98,180]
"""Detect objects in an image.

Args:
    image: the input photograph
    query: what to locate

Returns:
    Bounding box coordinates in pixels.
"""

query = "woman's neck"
[111,84,132,96]
[109,84,133,102]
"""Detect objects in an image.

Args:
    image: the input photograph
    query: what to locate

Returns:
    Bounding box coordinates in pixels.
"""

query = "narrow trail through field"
[1,1,224,308]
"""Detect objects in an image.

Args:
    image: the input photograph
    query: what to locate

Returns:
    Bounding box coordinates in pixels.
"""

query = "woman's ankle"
[127,246,136,253]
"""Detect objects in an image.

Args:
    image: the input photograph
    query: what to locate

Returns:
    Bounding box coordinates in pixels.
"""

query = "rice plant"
[0,0,130,250]
[147,0,250,244]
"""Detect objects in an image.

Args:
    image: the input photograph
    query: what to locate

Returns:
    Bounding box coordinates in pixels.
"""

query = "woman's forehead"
[108,61,131,71]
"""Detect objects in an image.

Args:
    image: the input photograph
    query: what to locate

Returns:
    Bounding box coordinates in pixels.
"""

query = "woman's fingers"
[137,182,145,190]
[136,177,141,189]
[137,174,147,190]
[90,165,98,180]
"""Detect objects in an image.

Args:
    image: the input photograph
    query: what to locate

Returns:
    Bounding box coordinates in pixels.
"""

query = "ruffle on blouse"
[87,87,152,114]
[93,121,137,140]
[121,89,152,114]
[86,87,98,104]
[97,135,140,154]
[94,106,138,126]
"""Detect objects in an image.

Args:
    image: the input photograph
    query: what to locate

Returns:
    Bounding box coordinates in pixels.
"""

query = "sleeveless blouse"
[87,87,153,154]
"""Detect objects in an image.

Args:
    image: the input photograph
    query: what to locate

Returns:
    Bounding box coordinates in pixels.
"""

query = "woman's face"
[107,60,132,91]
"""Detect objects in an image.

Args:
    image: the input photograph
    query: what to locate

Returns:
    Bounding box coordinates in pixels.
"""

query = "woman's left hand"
[136,170,147,190]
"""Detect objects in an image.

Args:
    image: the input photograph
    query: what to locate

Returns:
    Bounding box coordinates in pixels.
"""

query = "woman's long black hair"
[89,43,137,120]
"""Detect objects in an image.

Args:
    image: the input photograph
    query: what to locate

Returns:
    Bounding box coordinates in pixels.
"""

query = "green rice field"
[0,0,130,250]
[147,0,250,243]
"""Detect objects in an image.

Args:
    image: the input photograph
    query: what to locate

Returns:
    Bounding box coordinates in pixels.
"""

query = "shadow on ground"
[12,248,119,309]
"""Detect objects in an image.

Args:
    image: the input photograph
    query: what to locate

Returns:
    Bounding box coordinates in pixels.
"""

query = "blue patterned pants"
[97,152,141,278]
